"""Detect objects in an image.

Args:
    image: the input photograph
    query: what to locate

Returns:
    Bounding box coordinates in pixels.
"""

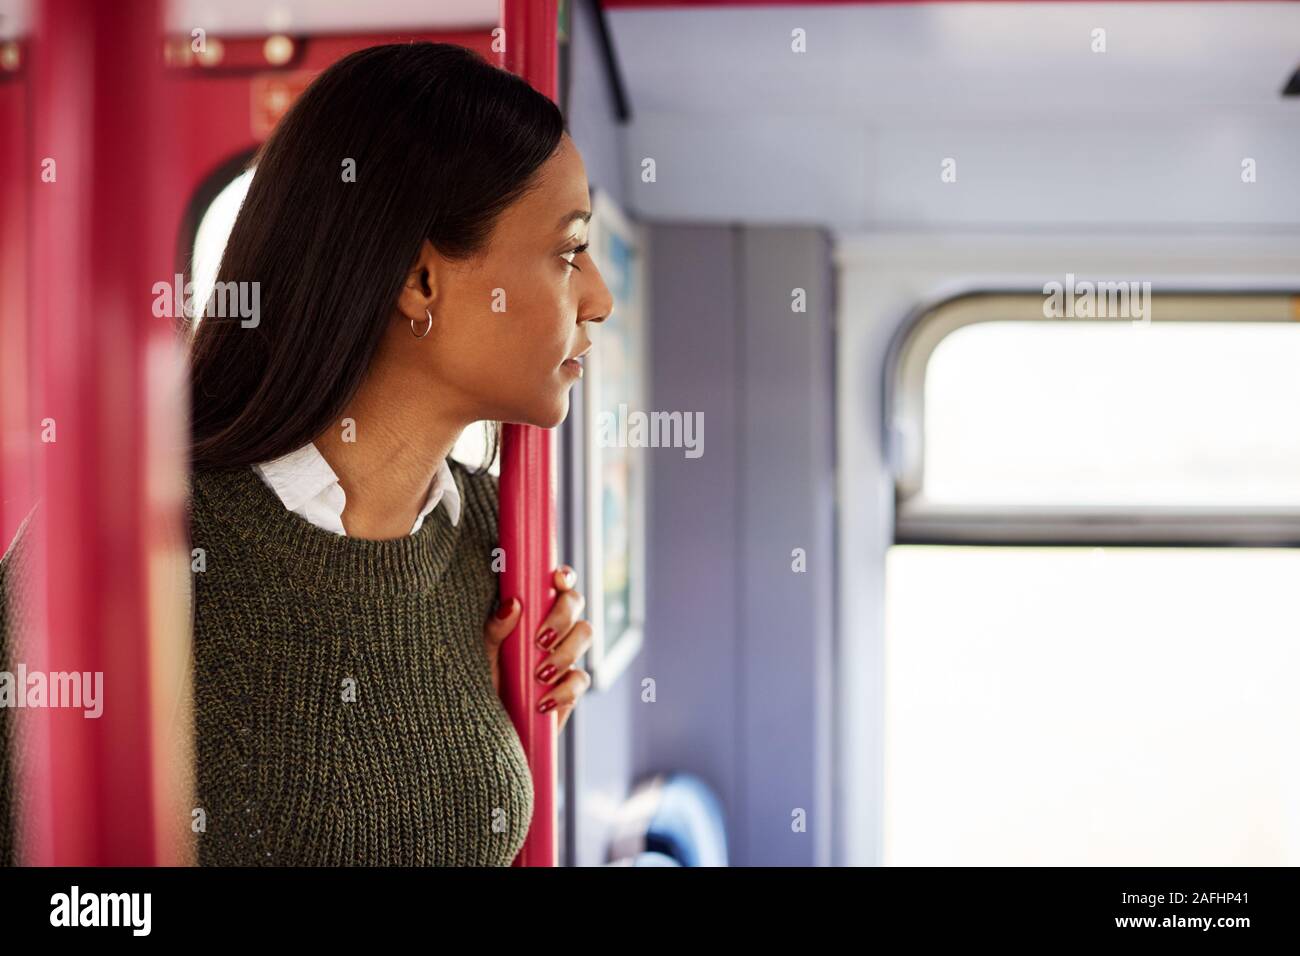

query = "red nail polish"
[538,698,557,713]
[537,628,557,649]
[495,599,516,620]
[537,663,557,682]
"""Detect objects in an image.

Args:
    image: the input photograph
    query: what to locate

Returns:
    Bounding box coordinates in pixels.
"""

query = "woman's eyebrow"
[556,209,592,230]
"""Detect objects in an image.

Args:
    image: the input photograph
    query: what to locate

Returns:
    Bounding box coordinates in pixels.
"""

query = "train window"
[885,544,1300,865]
[884,291,1300,864]
[185,166,495,473]
[891,293,1300,544]
[925,320,1300,507]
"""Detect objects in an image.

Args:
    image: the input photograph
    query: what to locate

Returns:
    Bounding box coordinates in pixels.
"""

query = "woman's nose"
[582,274,614,324]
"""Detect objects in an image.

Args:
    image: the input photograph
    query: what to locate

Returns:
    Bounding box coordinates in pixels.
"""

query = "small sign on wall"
[250,71,316,139]
[584,187,647,691]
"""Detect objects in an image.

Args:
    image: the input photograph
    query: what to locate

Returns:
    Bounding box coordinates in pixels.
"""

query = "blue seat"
[633,851,681,866]
[606,772,728,867]
[602,851,681,867]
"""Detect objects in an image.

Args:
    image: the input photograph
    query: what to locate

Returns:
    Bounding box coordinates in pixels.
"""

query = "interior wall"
[572,0,1300,868]
[639,224,836,866]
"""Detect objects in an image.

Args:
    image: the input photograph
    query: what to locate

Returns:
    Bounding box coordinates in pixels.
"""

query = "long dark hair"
[187,42,566,473]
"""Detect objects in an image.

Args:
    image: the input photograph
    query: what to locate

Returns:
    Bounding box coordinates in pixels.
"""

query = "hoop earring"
[411,307,432,339]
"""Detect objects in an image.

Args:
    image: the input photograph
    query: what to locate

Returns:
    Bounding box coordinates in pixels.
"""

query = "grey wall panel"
[638,224,743,858]
[639,223,836,866]
[737,228,836,866]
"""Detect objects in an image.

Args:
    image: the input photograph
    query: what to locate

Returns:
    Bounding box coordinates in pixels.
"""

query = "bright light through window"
[192,167,254,323]
[924,321,1300,507]
[449,422,499,477]
[885,545,1300,865]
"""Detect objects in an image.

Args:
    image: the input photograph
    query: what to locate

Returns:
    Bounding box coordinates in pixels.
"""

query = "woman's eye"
[561,242,589,271]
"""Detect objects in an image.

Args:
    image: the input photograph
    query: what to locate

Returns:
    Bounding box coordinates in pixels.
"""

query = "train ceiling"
[596,2,1300,227]
[603,2,1299,114]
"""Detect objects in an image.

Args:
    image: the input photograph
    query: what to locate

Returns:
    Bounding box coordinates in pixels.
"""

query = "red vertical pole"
[22,0,187,865]
[499,0,559,868]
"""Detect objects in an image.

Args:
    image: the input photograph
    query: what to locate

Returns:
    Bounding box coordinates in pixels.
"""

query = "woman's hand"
[483,565,593,732]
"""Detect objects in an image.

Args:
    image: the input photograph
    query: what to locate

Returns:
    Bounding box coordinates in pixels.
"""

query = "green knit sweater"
[0,459,535,866]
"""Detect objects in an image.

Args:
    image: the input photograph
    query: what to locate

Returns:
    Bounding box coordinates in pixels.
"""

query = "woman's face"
[397,133,614,430]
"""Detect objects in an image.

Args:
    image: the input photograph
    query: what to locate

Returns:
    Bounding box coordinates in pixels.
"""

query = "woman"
[2,41,612,867]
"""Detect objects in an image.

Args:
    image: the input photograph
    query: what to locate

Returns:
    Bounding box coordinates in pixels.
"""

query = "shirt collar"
[253,442,460,536]
[252,442,339,514]
[415,457,461,531]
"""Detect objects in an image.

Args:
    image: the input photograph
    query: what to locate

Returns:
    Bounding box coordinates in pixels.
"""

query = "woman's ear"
[396,239,438,323]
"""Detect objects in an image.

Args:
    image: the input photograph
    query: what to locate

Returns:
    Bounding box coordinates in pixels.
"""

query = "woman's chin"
[510,393,570,430]
[539,394,571,429]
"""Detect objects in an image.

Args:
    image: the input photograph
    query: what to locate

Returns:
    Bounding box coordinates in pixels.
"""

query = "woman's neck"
[313,366,468,540]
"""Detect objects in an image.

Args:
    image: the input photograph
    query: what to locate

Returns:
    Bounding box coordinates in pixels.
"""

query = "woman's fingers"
[536,568,585,651]
[553,564,577,592]
[539,667,592,729]
[483,597,521,694]
[484,596,521,652]
[487,566,592,732]
[535,620,593,684]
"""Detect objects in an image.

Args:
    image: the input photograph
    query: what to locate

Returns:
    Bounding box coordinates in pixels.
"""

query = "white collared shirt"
[251,442,460,537]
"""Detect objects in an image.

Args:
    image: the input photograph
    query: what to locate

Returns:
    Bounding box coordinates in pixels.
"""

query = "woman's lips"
[561,343,591,377]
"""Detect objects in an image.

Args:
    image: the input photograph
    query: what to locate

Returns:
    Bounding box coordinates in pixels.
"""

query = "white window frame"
[886,290,1300,545]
